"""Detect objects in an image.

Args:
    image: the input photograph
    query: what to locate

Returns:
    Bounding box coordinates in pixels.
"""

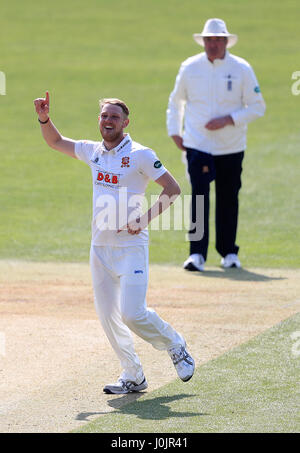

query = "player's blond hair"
[99,98,130,118]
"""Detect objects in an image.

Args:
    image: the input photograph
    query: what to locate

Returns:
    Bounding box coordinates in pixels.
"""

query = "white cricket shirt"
[75,134,166,246]
[167,51,266,155]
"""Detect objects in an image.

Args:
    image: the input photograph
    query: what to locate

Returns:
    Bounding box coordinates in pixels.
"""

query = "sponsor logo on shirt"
[134,270,144,274]
[154,160,162,168]
[254,86,261,93]
[121,156,130,167]
[115,139,131,153]
[90,155,101,165]
[95,170,120,187]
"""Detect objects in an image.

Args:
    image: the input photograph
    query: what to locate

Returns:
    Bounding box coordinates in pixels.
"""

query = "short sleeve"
[75,140,98,165]
[138,148,167,181]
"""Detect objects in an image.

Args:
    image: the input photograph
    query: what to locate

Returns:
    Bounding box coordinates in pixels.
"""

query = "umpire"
[167,18,266,271]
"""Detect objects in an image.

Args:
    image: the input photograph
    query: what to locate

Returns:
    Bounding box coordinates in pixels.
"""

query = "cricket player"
[34,92,195,394]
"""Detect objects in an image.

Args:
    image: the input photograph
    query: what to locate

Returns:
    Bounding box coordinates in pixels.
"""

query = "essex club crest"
[121,156,130,167]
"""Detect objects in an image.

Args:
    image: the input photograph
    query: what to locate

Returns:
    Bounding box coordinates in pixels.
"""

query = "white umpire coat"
[167,51,266,155]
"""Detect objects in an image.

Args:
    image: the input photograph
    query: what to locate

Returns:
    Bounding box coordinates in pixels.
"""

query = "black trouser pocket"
[186,148,216,184]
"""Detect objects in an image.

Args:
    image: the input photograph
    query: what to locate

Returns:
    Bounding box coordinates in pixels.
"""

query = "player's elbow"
[44,135,62,151]
[168,181,181,205]
[171,180,181,197]
[170,173,181,194]
[49,137,64,151]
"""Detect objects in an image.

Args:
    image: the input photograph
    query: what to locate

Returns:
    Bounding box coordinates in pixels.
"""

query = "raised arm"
[34,91,77,158]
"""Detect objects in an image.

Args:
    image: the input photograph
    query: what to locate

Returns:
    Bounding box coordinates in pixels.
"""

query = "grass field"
[75,313,300,433]
[1,0,300,267]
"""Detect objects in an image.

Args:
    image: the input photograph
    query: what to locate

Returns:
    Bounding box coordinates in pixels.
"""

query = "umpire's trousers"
[186,148,244,260]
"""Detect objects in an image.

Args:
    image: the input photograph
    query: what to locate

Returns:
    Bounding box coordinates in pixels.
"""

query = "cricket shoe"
[221,253,241,269]
[168,343,195,382]
[103,376,148,394]
[183,253,205,272]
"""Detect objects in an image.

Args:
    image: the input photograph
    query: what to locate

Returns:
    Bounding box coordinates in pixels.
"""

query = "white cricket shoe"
[183,253,205,272]
[168,344,195,382]
[103,376,148,394]
[221,253,241,268]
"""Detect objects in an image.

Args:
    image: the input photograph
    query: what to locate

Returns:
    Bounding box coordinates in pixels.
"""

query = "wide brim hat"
[193,18,238,49]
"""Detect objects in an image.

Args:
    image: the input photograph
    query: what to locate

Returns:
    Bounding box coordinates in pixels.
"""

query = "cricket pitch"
[0,261,299,432]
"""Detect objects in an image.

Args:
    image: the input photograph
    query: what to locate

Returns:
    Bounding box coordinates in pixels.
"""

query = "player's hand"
[117,216,147,235]
[34,91,50,122]
[205,115,234,130]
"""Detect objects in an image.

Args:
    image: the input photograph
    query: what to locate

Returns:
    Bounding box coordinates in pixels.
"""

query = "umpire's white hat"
[193,18,238,48]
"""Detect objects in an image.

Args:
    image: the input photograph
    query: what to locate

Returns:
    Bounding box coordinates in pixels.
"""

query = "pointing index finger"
[45,91,49,105]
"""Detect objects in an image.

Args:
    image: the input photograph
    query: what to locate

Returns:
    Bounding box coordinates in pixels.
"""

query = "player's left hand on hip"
[117,217,143,235]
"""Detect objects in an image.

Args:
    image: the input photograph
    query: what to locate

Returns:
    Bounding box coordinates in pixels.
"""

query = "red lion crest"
[121,156,130,167]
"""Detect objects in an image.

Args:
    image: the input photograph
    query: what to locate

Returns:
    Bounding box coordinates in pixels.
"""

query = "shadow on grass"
[106,393,207,420]
[76,411,108,421]
[75,393,205,423]
[75,393,146,422]
[187,267,285,282]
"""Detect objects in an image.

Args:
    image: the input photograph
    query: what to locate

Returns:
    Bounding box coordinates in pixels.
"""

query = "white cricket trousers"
[90,244,184,382]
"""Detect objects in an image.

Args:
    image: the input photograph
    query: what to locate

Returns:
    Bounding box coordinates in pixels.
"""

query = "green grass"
[75,313,300,433]
[1,0,300,266]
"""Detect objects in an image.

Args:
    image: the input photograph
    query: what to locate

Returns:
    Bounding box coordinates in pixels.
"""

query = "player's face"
[99,104,129,147]
[203,36,227,62]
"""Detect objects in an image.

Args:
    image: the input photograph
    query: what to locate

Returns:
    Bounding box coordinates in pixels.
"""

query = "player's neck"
[103,134,127,151]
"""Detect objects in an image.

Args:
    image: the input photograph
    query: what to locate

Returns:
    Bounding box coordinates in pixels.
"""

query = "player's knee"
[121,309,145,328]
